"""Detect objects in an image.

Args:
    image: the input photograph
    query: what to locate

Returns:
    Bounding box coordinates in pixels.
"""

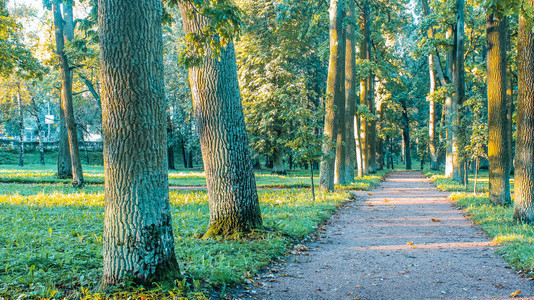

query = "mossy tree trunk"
[98,0,180,286]
[53,1,84,187]
[344,0,357,183]
[487,13,511,205]
[320,0,344,191]
[514,7,534,222]
[178,2,263,236]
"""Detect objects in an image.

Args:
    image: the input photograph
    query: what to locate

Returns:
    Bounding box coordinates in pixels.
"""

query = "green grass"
[424,168,534,278]
[0,169,385,299]
[449,193,534,276]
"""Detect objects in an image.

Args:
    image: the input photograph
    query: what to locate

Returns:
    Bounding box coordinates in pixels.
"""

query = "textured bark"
[16,91,23,167]
[320,0,344,191]
[57,98,72,178]
[178,3,262,235]
[53,2,84,187]
[359,0,374,175]
[452,0,465,184]
[487,14,511,205]
[514,8,534,222]
[344,0,357,183]
[334,23,347,185]
[272,148,285,174]
[506,28,515,175]
[99,0,180,286]
[445,28,455,178]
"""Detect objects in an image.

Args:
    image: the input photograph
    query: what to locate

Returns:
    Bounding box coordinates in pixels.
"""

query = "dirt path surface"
[234,171,534,300]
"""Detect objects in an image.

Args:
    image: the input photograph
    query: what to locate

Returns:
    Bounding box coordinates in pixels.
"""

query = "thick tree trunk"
[53,2,84,187]
[98,0,180,286]
[506,28,515,175]
[16,92,23,167]
[179,3,262,236]
[452,0,465,184]
[320,0,344,191]
[344,0,357,183]
[57,98,72,178]
[487,14,511,205]
[514,8,534,222]
[272,148,285,174]
[334,32,347,185]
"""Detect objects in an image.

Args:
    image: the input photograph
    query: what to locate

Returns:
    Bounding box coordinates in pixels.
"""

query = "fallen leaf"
[431,218,440,222]
[404,218,408,220]
[407,241,415,246]
[384,199,390,203]
[317,288,322,291]
[368,203,374,207]
[509,289,522,298]
[347,292,354,296]
[368,193,374,196]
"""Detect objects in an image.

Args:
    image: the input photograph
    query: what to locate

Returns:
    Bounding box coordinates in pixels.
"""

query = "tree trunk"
[452,0,465,184]
[445,27,455,178]
[180,138,188,168]
[178,2,263,236]
[487,13,511,205]
[428,53,439,170]
[99,0,180,286]
[168,145,175,170]
[514,7,534,222]
[474,157,479,194]
[272,148,285,174]
[53,1,84,187]
[57,98,72,178]
[35,110,45,165]
[334,29,347,185]
[16,91,23,167]
[355,115,364,177]
[344,0,357,183]
[401,102,411,170]
[319,0,344,191]
[359,0,373,175]
[506,28,515,175]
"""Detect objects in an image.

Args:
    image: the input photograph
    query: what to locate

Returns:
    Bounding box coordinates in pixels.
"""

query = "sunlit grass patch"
[449,192,534,276]
[425,169,515,193]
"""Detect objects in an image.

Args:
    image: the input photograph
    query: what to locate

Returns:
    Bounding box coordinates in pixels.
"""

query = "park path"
[234,171,534,300]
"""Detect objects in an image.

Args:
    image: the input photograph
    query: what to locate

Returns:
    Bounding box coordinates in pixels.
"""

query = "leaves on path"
[509,289,522,297]
[431,218,440,222]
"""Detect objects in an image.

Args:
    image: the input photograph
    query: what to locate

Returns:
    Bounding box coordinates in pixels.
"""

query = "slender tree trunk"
[53,2,84,187]
[487,14,511,205]
[514,7,534,222]
[99,0,180,286]
[179,2,262,236]
[506,28,515,175]
[344,0,357,183]
[168,145,175,170]
[474,157,479,194]
[16,91,23,167]
[355,115,364,177]
[428,53,439,170]
[368,77,378,173]
[320,0,344,191]
[445,28,455,178]
[180,138,188,168]
[310,160,316,203]
[34,110,45,165]
[359,0,373,175]
[401,102,411,170]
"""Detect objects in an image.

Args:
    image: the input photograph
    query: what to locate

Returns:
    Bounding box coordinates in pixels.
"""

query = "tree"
[51,1,84,186]
[514,1,534,222]
[487,12,511,205]
[98,0,180,286]
[319,0,344,191]
[177,1,263,237]
[344,0,357,182]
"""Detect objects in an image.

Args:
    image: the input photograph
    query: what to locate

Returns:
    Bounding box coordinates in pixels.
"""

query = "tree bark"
[99,0,180,286]
[428,53,438,170]
[320,0,344,191]
[16,90,23,167]
[445,28,455,178]
[344,0,356,183]
[53,1,84,187]
[272,148,285,174]
[487,13,511,205]
[514,7,534,222]
[334,13,347,185]
[57,97,72,178]
[401,100,411,170]
[359,0,373,175]
[452,0,465,184]
[178,2,263,236]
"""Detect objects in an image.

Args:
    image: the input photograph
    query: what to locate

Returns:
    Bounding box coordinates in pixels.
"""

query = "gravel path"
[234,171,534,300]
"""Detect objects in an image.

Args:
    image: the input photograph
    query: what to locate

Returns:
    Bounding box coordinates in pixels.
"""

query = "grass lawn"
[0,166,386,299]
[425,168,534,278]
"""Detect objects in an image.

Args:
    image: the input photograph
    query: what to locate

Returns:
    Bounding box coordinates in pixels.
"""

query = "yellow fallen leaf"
[431,218,440,222]
[509,289,522,297]
[407,241,415,246]
[384,199,390,203]
[368,193,374,196]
